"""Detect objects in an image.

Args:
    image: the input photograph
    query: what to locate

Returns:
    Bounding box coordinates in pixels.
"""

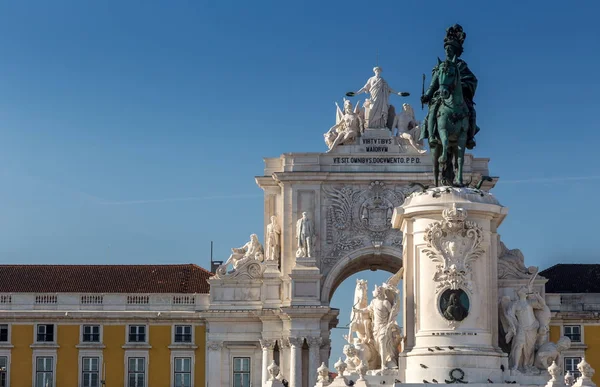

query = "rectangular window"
[174,357,191,387]
[0,356,7,387]
[0,325,7,342]
[564,325,582,342]
[36,324,55,342]
[565,357,582,378]
[35,356,53,387]
[174,325,192,343]
[82,357,100,387]
[83,325,101,343]
[233,357,251,387]
[128,357,145,387]
[128,325,146,343]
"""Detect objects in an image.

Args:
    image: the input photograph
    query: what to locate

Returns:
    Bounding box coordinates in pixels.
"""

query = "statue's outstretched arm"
[355,80,370,95]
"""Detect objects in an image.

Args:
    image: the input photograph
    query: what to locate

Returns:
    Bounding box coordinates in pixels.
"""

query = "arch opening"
[325,246,404,367]
[321,245,403,304]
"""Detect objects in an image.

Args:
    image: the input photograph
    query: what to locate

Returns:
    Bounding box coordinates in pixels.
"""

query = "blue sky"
[0,0,599,363]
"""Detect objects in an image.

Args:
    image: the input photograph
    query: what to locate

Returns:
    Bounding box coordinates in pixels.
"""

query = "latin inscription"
[333,157,422,165]
[362,138,392,153]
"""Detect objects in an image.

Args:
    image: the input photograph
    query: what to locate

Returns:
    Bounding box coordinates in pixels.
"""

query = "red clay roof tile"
[0,264,211,294]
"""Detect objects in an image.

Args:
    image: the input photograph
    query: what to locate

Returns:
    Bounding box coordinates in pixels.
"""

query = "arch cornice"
[321,245,403,303]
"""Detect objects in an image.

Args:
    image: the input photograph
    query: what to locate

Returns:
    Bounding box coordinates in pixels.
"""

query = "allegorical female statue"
[324,99,364,151]
[351,67,407,129]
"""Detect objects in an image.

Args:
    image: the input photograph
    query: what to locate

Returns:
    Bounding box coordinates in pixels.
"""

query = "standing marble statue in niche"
[348,67,409,129]
[266,216,281,261]
[499,286,551,373]
[296,212,316,258]
[440,289,469,322]
[218,234,264,274]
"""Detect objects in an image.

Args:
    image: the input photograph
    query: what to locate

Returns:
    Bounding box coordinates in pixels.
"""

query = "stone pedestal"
[392,187,509,384]
[289,265,322,306]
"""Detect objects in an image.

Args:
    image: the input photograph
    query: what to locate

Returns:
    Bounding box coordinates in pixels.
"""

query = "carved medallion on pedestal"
[422,204,485,293]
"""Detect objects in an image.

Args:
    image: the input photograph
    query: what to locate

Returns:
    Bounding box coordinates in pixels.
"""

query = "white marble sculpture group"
[215,233,265,277]
[498,271,569,376]
[214,212,317,278]
[324,67,426,153]
[343,270,403,375]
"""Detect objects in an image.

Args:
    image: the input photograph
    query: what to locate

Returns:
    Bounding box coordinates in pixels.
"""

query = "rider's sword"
[421,73,426,110]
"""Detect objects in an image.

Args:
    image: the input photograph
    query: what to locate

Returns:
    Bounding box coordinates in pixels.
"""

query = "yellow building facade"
[542,264,600,386]
[0,264,211,387]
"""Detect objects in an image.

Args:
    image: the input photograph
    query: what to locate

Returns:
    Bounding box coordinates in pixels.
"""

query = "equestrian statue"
[420,24,480,186]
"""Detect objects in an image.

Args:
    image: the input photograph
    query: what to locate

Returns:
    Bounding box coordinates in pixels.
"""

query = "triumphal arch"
[203,24,577,387]
[204,90,493,386]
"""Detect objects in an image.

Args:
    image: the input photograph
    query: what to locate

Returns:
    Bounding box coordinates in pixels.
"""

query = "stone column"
[288,337,304,387]
[280,338,291,381]
[260,339,277,385]
[307,337,323,385]
[207,340,223,387]
[319,338,331,367]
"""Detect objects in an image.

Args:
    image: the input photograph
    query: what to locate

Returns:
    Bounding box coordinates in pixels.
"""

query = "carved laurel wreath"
[422,204,485,293]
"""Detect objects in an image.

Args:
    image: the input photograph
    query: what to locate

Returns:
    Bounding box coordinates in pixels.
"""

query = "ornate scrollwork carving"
[321,182,414,269]
[212,259,266,280]
[422,204,485,293]
[207,340,223,351]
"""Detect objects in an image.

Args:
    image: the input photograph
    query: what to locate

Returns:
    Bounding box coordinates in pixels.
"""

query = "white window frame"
[0,350,11,387]
[232,356,252,387]
[564,356,582,378]
[78,350,103,387]
[564,325,583,343]
[172,325,194,345]
[124,351,149,387]
[34,324,57,344]
[170,351,194,387]
[32,350,57,387]
[0,324,10,345]
[126,324,148,344]
[80,325,103,345]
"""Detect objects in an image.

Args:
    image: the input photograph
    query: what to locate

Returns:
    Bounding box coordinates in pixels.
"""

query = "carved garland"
[422,204,485,293]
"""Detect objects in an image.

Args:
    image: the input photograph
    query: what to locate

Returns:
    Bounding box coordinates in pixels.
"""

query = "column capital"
[288,336,304,347]
[307,336,323,348]
[280,338,291,349]
[259,338,277,350]
[320,338,331,349]
[207,340,223,351]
